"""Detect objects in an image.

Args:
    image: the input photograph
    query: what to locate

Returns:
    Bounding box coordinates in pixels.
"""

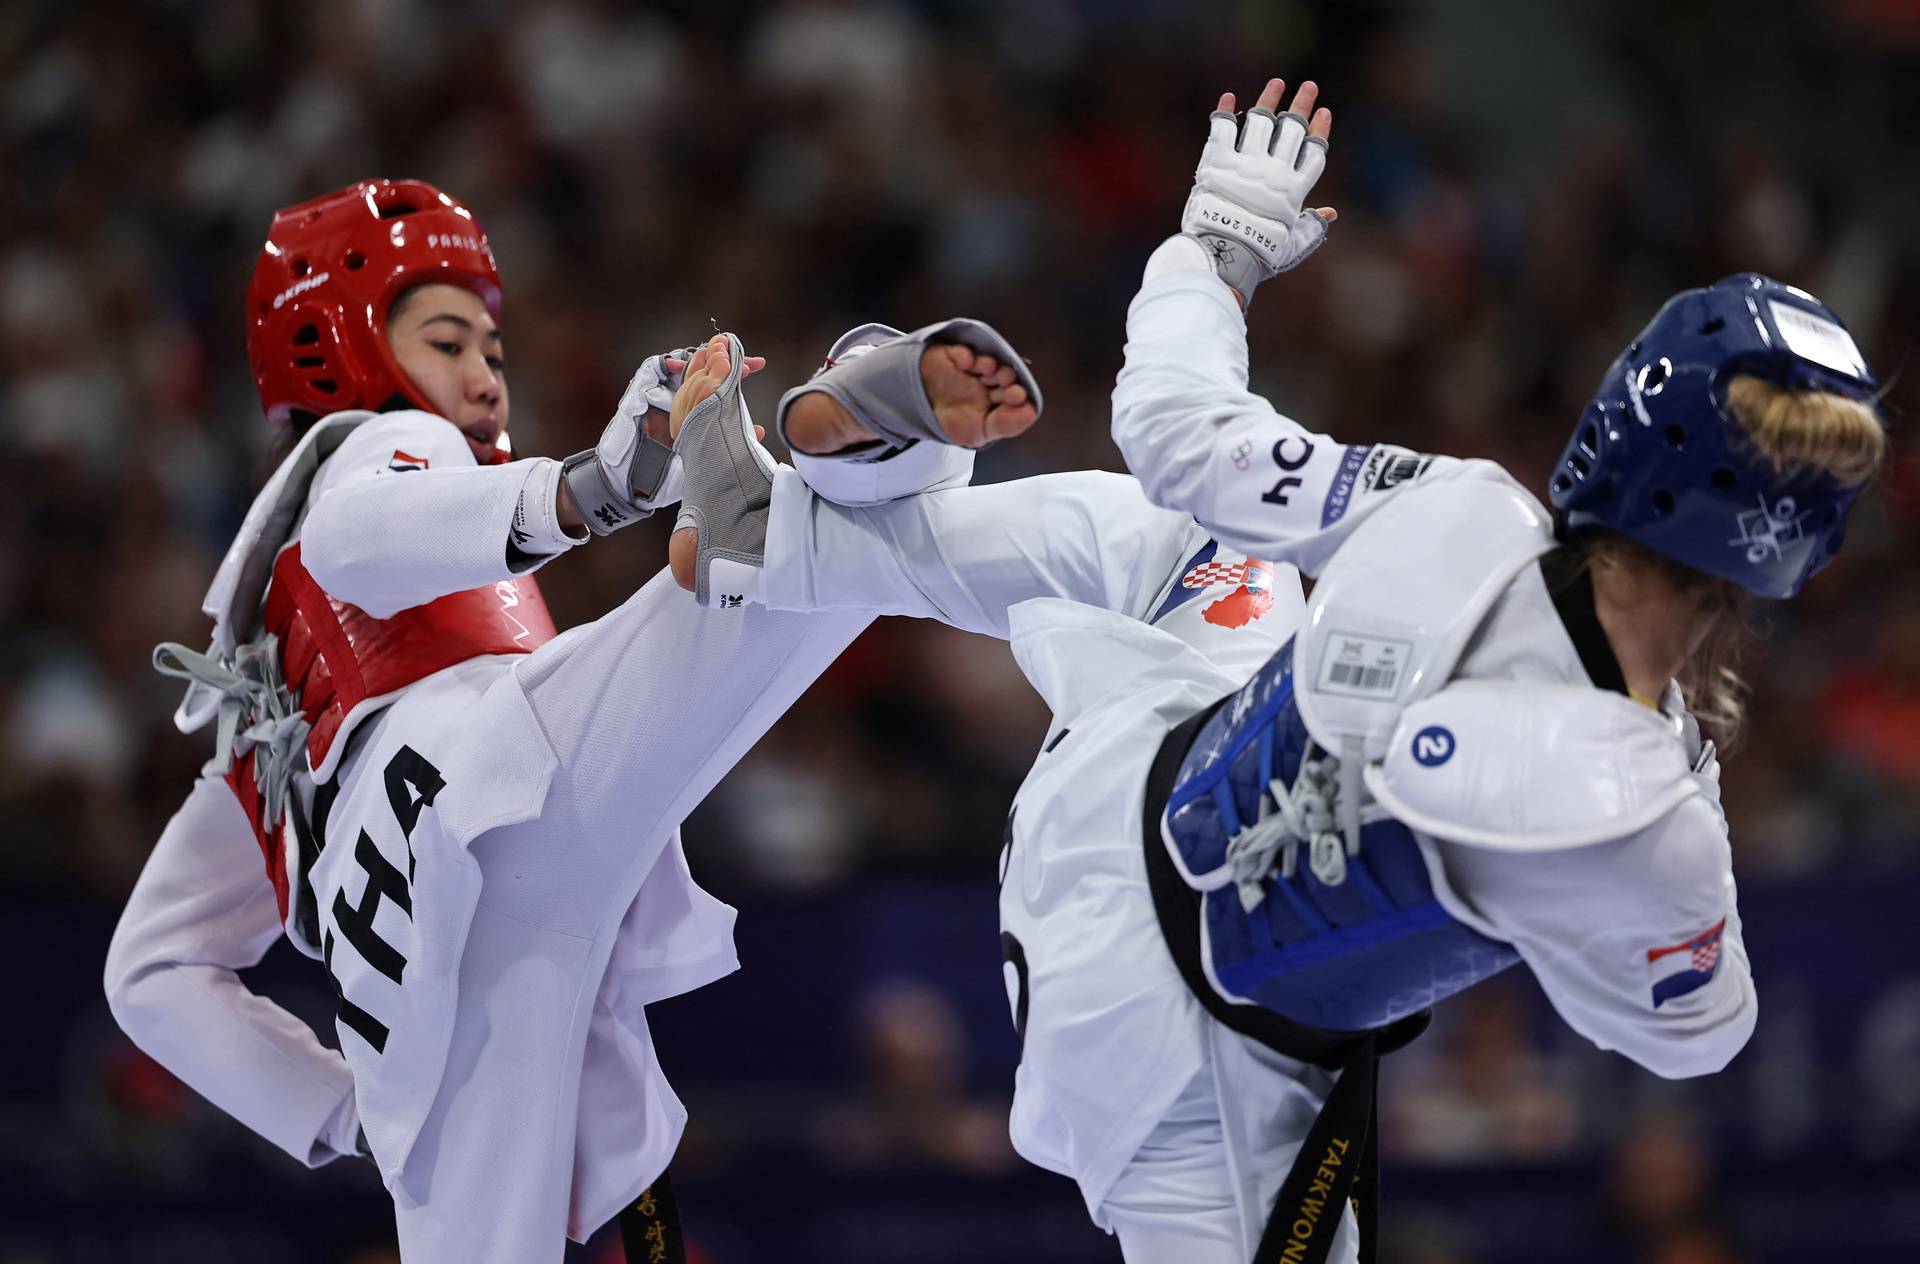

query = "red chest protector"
[232,542,557,926]
[264,541,557,774]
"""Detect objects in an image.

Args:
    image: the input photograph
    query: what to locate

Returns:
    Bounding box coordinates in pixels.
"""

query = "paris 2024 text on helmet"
[246,178,502,431]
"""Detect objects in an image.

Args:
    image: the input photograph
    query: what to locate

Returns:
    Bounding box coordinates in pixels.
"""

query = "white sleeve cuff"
[512,458,589,558]
[1142,232,1218,283]
[788,437,974,508]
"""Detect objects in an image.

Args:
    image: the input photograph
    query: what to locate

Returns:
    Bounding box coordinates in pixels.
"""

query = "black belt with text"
[618,1169,688,1264]
[1142,702,1430,1264]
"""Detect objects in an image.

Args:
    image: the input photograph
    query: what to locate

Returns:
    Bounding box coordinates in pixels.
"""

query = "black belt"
[619,1170,689,1264]
[1142,702,1428,1264]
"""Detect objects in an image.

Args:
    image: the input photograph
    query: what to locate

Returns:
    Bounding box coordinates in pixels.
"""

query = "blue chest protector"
[1161,636,1520,1033]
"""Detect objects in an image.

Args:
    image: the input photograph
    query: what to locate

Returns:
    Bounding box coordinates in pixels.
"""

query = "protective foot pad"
[774,317,1043,453]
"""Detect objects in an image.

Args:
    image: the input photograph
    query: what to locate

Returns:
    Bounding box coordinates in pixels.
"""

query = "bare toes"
[942,343,976,372]
[970,353,1000,378]
[988,404,1037,441]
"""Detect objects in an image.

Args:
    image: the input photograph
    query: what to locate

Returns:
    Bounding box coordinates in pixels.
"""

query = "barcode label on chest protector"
[1316,633,1413,699]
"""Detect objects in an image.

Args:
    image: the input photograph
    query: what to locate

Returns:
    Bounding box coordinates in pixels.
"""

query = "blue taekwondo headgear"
[1549,273,1882,599]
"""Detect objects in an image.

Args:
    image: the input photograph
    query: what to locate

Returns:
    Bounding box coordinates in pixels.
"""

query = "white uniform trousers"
[308,569,869,1262]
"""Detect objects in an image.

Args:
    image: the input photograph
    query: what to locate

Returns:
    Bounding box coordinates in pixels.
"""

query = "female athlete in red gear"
[104,178,1032,1263]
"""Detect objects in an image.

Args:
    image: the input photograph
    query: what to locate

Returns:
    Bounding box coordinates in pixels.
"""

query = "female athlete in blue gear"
[669,75,1886,1264]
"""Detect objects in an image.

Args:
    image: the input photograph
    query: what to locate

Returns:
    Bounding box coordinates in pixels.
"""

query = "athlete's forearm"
[1113,245,1447,575]
[304,457,575,617]
[104,777,359,1165]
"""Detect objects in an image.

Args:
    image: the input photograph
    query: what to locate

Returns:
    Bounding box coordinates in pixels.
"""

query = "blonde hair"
[1571,531,1757,750]
[1606,374,1886,748]
[1724,373,1886,487]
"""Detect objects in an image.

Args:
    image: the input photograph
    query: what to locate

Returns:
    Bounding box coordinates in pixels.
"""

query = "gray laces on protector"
[153,638,310,830]
[1221,735,1367,911]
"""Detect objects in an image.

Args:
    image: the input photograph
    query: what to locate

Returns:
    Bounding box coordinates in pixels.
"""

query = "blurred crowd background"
[2,0,1916,1261]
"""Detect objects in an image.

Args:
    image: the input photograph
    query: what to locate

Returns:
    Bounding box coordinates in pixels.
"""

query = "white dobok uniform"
[757,260,1756,1262]
[105,408,968,1262]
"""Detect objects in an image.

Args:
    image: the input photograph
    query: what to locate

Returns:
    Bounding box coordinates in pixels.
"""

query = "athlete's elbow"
[102,930,169,1049]
[1635,995,1758,1080]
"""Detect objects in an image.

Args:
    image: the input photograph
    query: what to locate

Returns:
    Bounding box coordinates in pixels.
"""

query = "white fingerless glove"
[562,347,697,535]
[1181,106,1331,307]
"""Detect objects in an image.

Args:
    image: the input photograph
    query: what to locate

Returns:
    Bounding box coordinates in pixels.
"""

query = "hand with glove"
[1179,77,1338,307]
[561,343,767,535]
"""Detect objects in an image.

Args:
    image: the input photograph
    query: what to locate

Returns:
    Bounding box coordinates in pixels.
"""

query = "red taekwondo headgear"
[247,179,502,427]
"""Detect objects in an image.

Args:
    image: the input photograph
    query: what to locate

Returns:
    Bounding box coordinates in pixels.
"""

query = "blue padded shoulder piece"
[1163,635,1520,1032]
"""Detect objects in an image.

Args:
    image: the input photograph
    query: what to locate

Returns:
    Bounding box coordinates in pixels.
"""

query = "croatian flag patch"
[1189,558,1274,630]
[387,450,430,473]
[1152,541,1277,630]
[1646,918,1726,1008]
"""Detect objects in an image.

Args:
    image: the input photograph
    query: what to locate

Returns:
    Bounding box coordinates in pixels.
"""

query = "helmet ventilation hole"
[1663,424,1686,449]
[345,250,366,270]
[1651,490,1676,517]
[1579,422,1600,456]
[292,323,320,346]
[1552,474,1571,494]
[1570,454,1590,476]
[312,379,338,394]
[378,202,419,219]
[1710,467,1736,490]
[1699,316,1725,335]
[291,257,311,277]
[294,355,324,368]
